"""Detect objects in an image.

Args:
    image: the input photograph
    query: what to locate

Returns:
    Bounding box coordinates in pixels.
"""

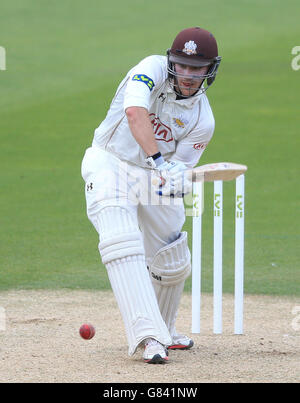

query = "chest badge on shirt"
[173,117,188,129]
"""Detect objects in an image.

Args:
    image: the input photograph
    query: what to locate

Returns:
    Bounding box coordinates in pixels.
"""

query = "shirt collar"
[166,84,203,108]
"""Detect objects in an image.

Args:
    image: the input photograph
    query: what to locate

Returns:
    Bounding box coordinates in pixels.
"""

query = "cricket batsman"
[81,27,221,363]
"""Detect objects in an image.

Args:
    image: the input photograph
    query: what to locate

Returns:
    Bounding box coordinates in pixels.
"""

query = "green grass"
[0,0,299,295]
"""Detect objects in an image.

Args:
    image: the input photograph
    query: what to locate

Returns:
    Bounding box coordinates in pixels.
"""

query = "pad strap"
[99,232,144,264]
[96,206,145,265]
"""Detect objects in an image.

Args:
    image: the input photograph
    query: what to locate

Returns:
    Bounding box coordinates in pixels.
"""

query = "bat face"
[192,162,247,182]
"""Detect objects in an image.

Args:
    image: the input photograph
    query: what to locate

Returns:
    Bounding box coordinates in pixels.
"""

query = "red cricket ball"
[79,323,95,340]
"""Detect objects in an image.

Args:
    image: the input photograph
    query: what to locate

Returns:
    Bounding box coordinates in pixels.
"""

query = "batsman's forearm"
[126,106,158,157]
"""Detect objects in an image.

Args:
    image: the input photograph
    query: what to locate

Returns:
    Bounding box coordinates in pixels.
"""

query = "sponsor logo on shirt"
[193,142,207,150]
[149,113,173,142]
[132,74,155,91]
[158,92,166,102]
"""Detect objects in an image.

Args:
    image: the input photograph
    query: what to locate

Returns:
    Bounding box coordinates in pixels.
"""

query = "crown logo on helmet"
[183,40,197,55]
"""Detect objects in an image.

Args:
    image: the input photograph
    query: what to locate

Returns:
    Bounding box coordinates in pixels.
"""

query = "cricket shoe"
[143,338,169,364]
[168,333,194,350]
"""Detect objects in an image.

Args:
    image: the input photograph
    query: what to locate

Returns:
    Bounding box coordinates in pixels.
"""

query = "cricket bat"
[191,162,247,182]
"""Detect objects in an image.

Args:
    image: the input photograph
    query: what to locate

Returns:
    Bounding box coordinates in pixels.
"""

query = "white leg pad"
[148,231,191,336]
[97,205,172,356]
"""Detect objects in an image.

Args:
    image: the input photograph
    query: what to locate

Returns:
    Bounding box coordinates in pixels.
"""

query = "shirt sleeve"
[169,118,215,169]
[123,56,167,112]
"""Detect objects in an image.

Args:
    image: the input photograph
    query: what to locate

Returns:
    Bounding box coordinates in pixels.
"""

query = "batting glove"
[155,160,192,198]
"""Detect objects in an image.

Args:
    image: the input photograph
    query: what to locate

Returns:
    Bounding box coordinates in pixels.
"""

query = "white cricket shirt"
[92,55,215,169]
